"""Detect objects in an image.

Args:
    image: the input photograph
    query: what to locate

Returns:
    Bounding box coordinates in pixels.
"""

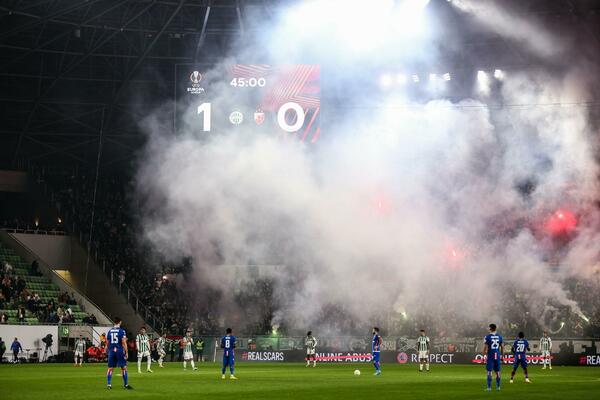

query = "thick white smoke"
[135,1,599,335]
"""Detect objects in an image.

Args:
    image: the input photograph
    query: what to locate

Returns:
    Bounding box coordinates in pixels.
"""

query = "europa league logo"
[190,71,203,84]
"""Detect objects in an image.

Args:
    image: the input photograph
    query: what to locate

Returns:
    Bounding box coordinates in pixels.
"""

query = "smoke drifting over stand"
[135,0,600,336]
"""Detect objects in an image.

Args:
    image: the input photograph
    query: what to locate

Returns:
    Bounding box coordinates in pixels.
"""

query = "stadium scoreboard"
[175,64,321,142]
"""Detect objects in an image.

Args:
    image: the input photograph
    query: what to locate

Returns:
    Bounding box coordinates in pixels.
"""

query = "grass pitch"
[1,362,599,400]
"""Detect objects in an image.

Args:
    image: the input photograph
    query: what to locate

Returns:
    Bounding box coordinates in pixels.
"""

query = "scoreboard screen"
[175,64,320,142]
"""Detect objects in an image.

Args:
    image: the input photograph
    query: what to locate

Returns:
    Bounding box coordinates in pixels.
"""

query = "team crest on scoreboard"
[229,110,244,125]
[187,70,205,94]
[254,109,265,125]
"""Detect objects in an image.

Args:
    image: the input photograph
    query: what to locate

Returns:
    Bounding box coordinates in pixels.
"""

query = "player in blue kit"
[106,317,133,390]
[221,328,237,380]
[483,323,503,392]
[510,331,531,384]
[372,327,382,376]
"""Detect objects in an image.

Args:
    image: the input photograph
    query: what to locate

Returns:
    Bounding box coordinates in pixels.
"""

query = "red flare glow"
[545,209,577,235]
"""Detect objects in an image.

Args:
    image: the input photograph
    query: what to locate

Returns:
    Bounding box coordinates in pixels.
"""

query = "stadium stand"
[0,241,94,325]
[6,167,598,338]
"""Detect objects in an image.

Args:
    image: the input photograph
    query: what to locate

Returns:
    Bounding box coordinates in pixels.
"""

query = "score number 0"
[197,102,305,133]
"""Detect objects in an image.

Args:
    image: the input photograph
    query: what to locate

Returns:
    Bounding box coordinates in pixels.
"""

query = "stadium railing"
[24,167,166,334]
[73,229,166,333]
[2,227,66,236]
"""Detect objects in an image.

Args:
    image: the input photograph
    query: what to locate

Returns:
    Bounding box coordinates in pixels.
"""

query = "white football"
[354,369,361,376]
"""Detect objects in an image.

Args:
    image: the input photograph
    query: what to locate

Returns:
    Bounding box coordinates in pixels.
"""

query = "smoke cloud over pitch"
[135,1,599,335]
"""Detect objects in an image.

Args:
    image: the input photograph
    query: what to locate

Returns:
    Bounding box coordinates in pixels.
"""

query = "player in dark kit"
[106,317,133,389]
[221,328,237,380]
[372,327,382,376]
[483,323,503,392]
[510,332,531,384]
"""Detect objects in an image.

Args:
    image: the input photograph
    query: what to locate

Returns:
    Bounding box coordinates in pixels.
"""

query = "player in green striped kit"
[417,330,430,372]
[305,331,317,367]
[156,332,167,368]
[136,327,153,373]
[540,331,552,370]
[73,335,86,366]
[182,331,197,371]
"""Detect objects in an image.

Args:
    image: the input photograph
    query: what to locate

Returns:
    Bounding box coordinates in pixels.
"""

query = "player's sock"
[419,363,423,371]
[426,363,430,371]
[511,369,516,379]
[123,368,129,386]
[496,373,501,388]
[183,360,187,369]
[191,360,196,369]
[313,361,316,367]
[147,357,152,371]
[487,374,492,389]
[107,368,113,385]
[221,366,226,375]
[137,358,142,372]
[230,366,235,375]
[524,368,528,378]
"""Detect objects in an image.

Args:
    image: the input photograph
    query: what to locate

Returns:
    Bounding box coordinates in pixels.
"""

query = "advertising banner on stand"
[235,337,599,366]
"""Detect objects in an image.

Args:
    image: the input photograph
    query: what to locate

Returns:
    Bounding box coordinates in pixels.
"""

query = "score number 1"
[197,102,305,133]
[197,102,211,132]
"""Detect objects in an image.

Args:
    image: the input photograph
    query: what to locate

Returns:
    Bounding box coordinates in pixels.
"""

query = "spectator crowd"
[1,256,98,325]
[24,167,600,337]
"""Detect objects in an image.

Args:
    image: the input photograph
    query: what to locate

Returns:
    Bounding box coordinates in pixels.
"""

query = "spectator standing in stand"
[17,307,26,324]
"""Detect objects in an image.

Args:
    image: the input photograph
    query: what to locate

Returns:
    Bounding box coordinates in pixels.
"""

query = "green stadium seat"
[1,242,89,326]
